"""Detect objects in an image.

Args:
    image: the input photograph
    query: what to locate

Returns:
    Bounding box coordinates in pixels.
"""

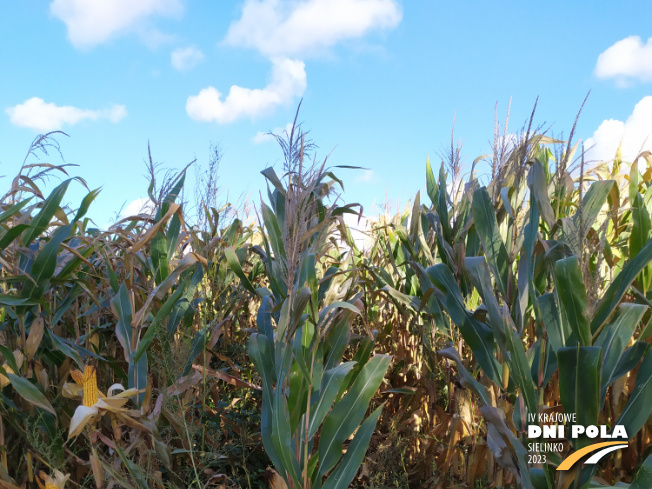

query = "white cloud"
[121,198,155,218]
[356,169,375,183]
[188,0,401,124]
[50,0,183,49]
[171,46,204,71]
[595,36,652,84]
[253,131,275,144]
[585,96,652,163]
[186,58,306,124]
[6,97,127,132]
[342,212,372,250]
[253,122,294,143]
[224,0,402,58]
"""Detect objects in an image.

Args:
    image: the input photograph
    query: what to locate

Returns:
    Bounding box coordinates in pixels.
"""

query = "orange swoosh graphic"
[557,441,626,471]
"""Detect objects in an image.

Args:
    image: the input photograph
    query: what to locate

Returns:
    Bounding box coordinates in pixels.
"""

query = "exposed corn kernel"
[71,366,98,407]
[82,366,98,407]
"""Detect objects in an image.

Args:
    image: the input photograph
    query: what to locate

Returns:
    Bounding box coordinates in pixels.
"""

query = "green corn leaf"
[261,167,286,195]
[517,194,539,331]
[299,253,318,308]
[7,373,55,415]
[111,283,134,361]
[151,231,169,285]
[0,345,19,373]
[527,160,555,228]
[73,188,101,223]
[308,362,357,440]
[288,354,310,432]
[630,193,652,291]
[22,179,71,245]
[0,294,40,307]
[324,318,351,372]
[167,212,181,256]
[554,256,591,346]
[321,404,384,489]
[596,304,646,404]
[615,349,652,440]
[318,354,391,477]
[592,237,652,333]
[257,295,276,346]
[504,329,538,416]
[574,180,615,239]
[500,187,514,220]
[47,329,84,369]
[115,445,150,489]
[101,250,120,293]
[425,157,438,207]
[336,338,374,400]
[158,171,185,219]
[271,369,302,488]
[0,196,32,222]
[437,162,451,241]
[128,353,148,407]
[558,346,602,449]
[466,256,537,413]
[21,224,72,300]
[225,246,260,298]
[180,327,208,377]
[630,452,652,489]
[261,202,286,261]
[166,264,203,334]
[133,285,186,363]
[471,187,510,298]
[439,346,490,406]
[427,264,502,383]
[249,333,283,472]
[55,244,94,281]
[611,343,650,383]
[536,293,568,353]
[0,224,30,250]
[465,256,508,352]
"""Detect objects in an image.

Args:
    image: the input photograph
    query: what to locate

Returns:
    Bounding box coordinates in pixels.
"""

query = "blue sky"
[1,1,652,228]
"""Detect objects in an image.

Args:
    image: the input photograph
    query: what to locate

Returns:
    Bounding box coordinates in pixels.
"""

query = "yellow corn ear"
[37,470,68,489]
[36,471,47,489]
[70,369,84,386]
[82,366,98,407]
[0,364,14,388]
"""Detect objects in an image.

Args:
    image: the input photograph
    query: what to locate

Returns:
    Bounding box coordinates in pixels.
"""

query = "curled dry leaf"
[0,350,24,388]
[25,317,44,360]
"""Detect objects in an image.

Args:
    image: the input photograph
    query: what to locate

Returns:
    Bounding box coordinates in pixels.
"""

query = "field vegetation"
[0,105,651,489]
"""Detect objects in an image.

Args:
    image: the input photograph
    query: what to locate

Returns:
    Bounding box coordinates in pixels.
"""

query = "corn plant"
[409,138,652,488]
[228,123,391,489]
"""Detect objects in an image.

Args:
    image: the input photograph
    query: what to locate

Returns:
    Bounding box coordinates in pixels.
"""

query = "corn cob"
[71,366,98,407]
[36,470,67,489]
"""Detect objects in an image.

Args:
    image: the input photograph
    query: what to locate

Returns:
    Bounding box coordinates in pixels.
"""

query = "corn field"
[0,109,651,489]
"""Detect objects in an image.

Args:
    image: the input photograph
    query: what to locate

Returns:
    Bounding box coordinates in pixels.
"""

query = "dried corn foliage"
[0,110,651,489]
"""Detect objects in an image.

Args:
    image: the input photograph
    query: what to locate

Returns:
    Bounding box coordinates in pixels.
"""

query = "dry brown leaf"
[192,364,261,391]
[265,468,289,489]
[25,317,44,360]
[90,450,104,489]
